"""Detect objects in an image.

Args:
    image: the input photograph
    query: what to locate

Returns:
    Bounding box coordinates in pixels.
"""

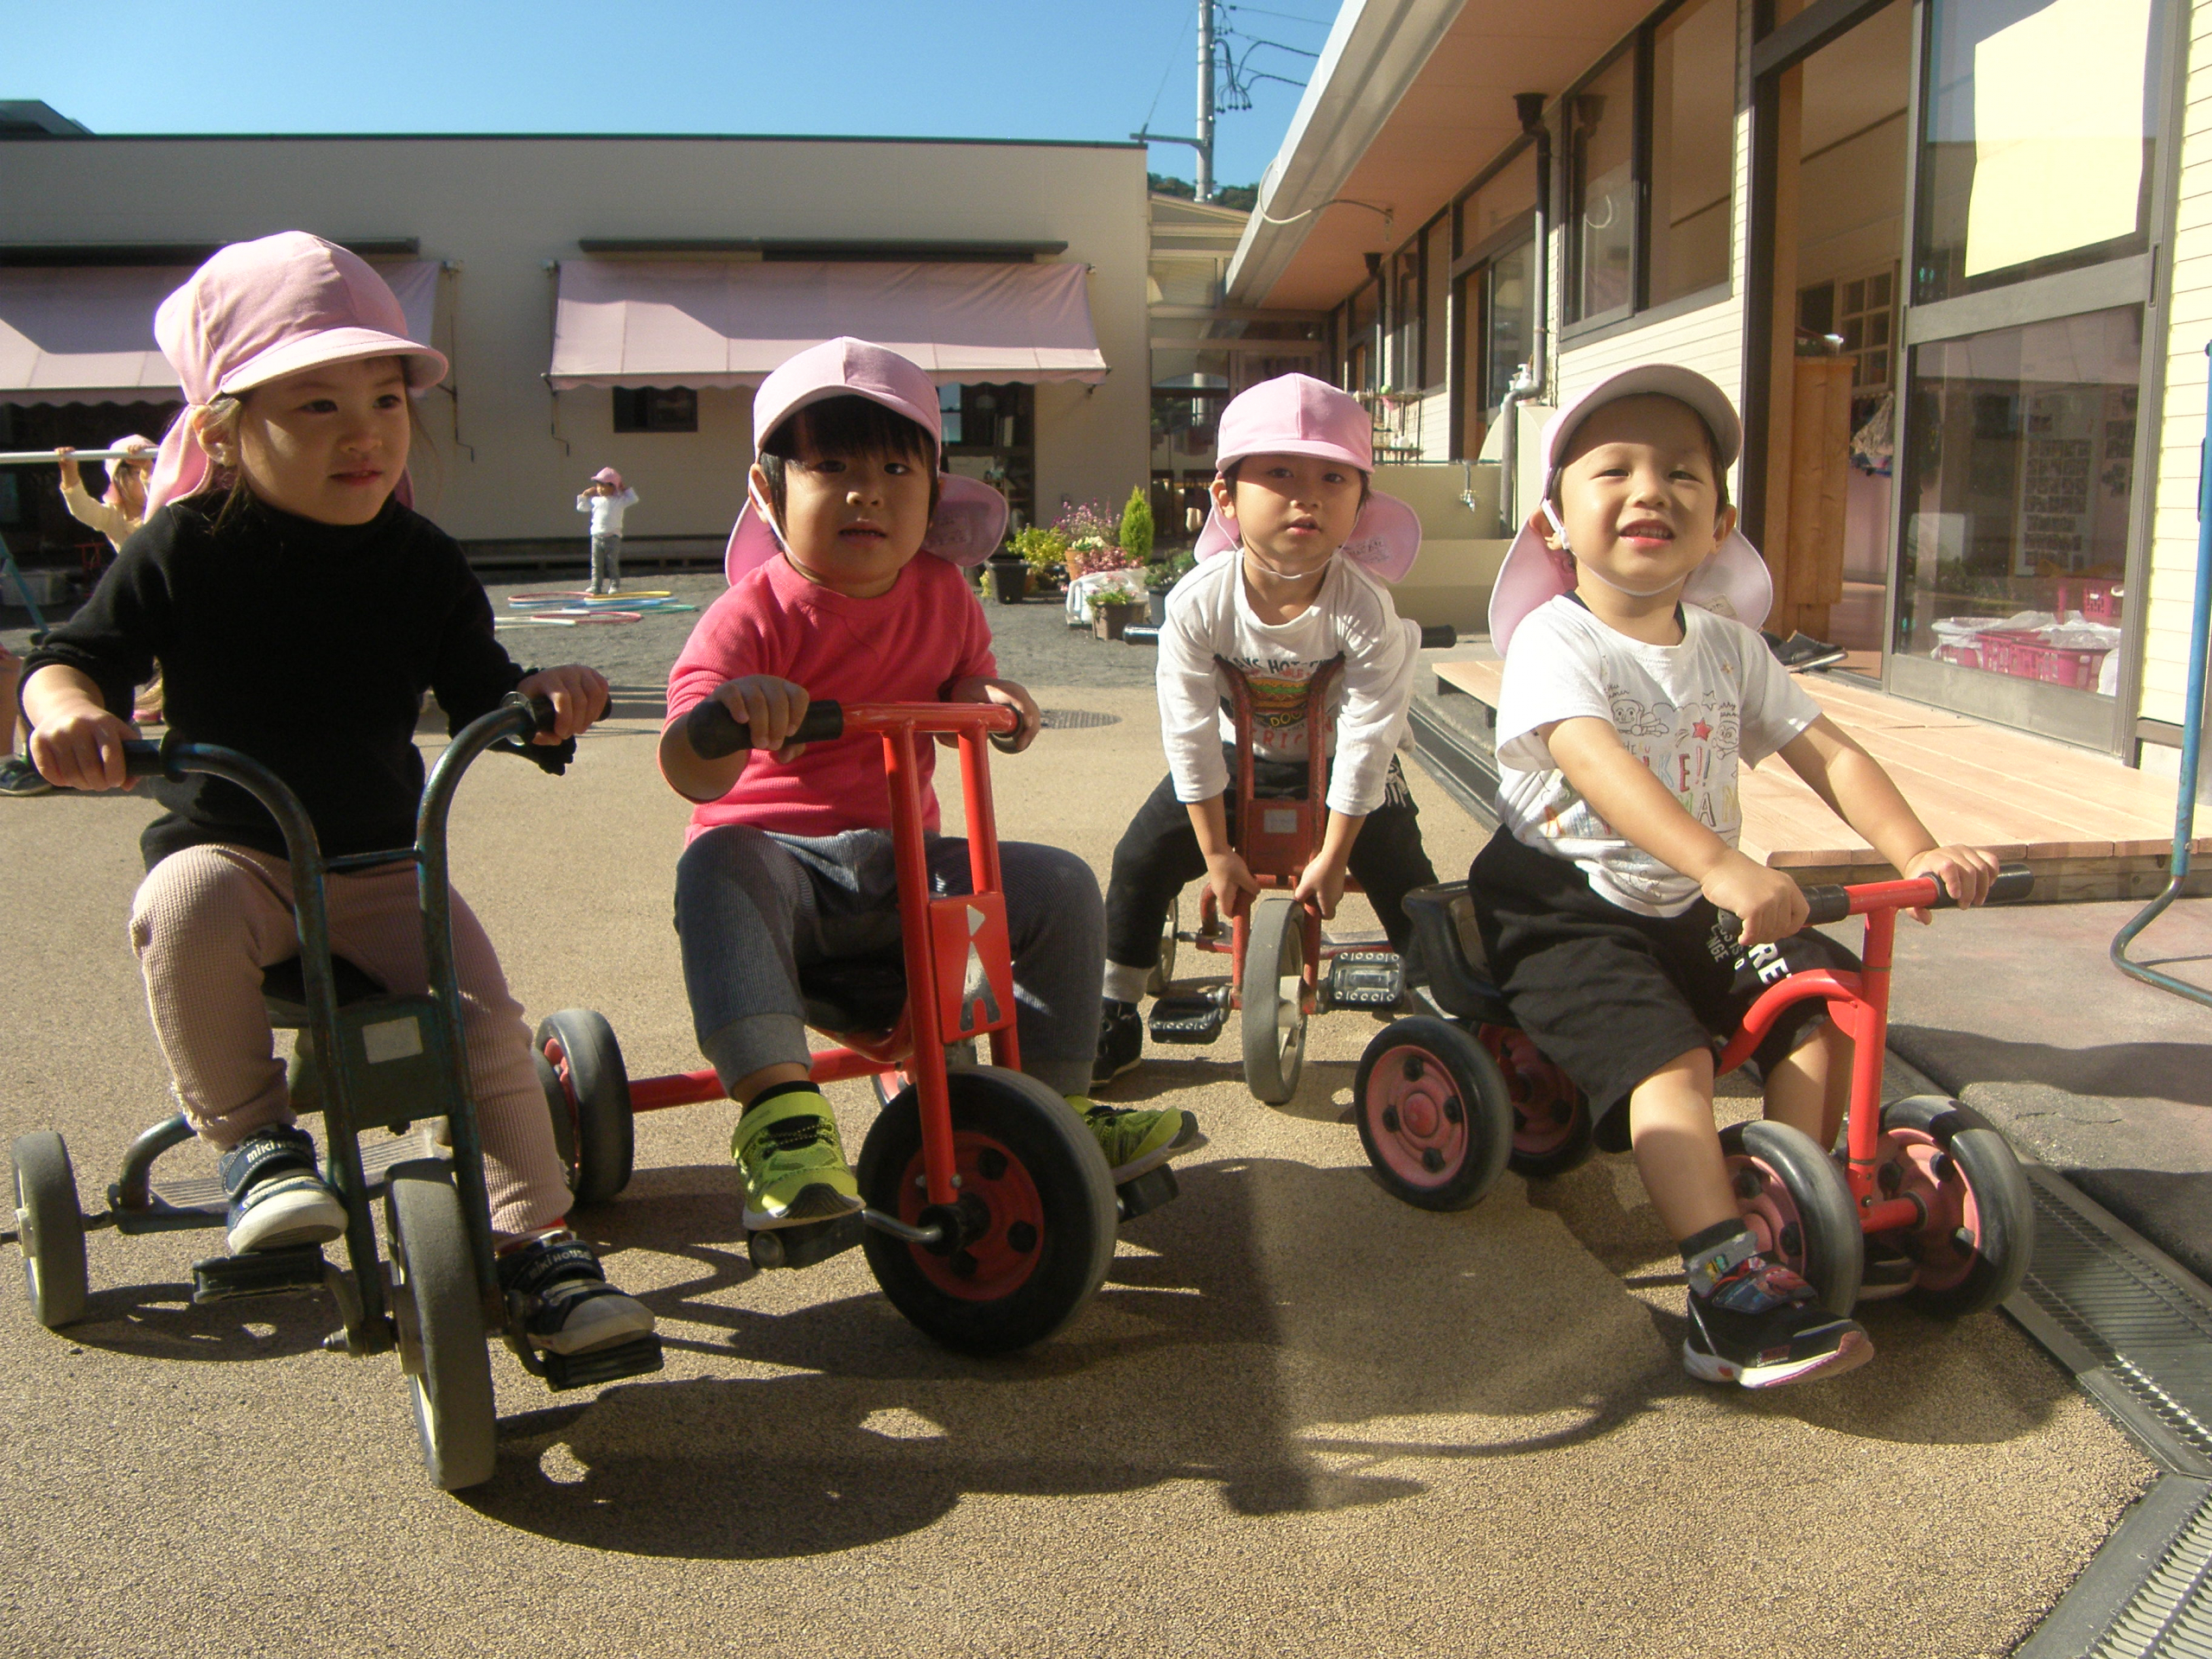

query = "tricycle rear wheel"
[1479,1025,1595,1179]
[535,1010,635,1206]
[10,1131,86,1329]
[1241,893,1308,1105]
[1878,1096,2034,1319]
[1144,893,1179,998]
[1353,1018,1513,1211]
[856,1068,1116,1355]
[385,1159,497,1491]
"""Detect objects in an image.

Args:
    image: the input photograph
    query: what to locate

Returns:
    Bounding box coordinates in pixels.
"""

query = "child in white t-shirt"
[1095,373,1436,1086]
[1477,365,1999,1391]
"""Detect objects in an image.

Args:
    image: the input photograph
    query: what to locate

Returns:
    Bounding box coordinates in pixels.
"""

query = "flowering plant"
[1053,501,1135,579]
[1088,573,1147,608]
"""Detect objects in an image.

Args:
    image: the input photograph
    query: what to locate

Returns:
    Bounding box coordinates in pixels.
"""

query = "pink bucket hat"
[1192,373,1421,583]
[723,336,1007,583]
[145,232,448,514]
[591,467,624,488]
[1487,363,1770,657]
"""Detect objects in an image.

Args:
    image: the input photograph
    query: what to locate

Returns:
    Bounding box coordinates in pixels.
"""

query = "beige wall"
[5,136,1150,547]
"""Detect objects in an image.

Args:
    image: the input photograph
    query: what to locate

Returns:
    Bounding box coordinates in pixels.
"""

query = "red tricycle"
[1363,864,2037,1319]
[1143,626,1465,1113]
[531,697,1162,1356]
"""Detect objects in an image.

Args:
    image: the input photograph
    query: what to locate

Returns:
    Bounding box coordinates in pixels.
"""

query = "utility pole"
[1195,0,1216,203]
[1132,0,1217,203]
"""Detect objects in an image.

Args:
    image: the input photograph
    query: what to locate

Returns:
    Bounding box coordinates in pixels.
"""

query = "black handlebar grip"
[687,696,845,759]
[120,739,168,779]
[1989,862,2035,905]
[1801,886,1851,925]
[1420,624,1458,650]
[1123,626,1162,647]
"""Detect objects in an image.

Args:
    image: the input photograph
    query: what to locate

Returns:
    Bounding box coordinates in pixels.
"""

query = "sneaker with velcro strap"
[496,1230,657,1356]
[1683,1253,1873,1389]
[1073,1098,1207,1183]
[731,1090,866,1232]
[218,1122,347,1254]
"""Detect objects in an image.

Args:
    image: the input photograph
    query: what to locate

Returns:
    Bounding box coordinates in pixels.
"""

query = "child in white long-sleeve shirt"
[576,467,638,594]
[1095,373,1436,1085]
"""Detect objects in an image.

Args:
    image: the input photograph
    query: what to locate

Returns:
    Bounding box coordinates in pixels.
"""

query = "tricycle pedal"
[1116,1163,1180,1221]
[1148,993,1227,1044]
[1326,951,1405,1010]
[747,1210,866,1271]
[538,1333,664,1392]
[191,1243,327,1304]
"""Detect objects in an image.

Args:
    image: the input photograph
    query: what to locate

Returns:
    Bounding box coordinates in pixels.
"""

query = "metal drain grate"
[2090,1487,2212,1658]
[1039,709,1122,729]
[2012,1173,2212,1471]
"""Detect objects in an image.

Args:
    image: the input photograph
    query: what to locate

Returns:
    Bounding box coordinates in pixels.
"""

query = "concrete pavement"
[0,639,2154,1659]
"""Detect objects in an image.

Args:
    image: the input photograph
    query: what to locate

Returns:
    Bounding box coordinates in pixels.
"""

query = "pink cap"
[723,335,1007,583]
[1487,363,1770,656]
[145,232,448,514]
[1192,372,1420,583]
[591,467,624,488]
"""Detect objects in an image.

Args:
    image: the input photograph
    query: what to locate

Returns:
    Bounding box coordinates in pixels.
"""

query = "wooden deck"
[1432,658,2209,899]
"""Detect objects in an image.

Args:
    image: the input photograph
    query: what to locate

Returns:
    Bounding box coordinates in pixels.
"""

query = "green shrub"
[1119,486,1155,566]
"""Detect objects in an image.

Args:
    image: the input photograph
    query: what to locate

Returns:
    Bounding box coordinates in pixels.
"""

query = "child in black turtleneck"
[19,233,654,1363]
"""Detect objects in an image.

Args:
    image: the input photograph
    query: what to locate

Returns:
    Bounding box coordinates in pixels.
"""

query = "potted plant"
[1141,550,1196,627]
[1004,524,1066,604]
[1089,573,1147,641]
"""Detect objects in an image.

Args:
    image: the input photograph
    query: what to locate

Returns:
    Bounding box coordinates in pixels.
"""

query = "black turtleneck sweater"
[22,493,569,870]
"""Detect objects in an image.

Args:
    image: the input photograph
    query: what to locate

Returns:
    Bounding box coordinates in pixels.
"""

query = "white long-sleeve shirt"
[1155,551,1419,817]
[576,486,638,536]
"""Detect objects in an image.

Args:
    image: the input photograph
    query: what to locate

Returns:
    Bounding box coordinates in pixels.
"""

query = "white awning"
[546,258,1109,391]
[0,260,441,406]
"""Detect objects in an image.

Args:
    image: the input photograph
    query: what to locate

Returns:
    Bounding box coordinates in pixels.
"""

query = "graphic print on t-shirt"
[1219,653,1335,764]
[1599,660,1743,836]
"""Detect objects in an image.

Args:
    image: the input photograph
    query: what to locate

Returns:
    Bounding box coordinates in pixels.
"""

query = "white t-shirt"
[1156,550,1419,817]
[1494,596,1821,917]
[577,486,638,536]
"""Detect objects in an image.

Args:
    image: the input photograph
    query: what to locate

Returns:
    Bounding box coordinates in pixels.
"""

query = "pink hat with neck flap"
[146,232,448,514]
[1487,362,1771,657]
[723,336,1008,584]
[1193,372,1421,582]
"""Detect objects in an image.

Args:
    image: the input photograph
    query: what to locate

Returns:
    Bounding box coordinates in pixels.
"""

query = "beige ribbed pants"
[129,844,569,1237]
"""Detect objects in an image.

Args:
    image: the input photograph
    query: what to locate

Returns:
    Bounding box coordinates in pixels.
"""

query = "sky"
[8,0,1332,191]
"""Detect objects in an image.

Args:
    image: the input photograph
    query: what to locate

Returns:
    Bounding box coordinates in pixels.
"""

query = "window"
[1343,283,1379,391]
[1649,0,1735,303]
[1564,0,1737,327]
[1893,304,2141,695]
[1914,0,2162,302]
[611,387,697,433]
[1386,246,1421,390]
[938,383,963,445]
[944,382,1035,527]
[1422,221,1450,387]
[1568,52,1637,323]
[1799,265,1897,394]
[1457,238,1536,456]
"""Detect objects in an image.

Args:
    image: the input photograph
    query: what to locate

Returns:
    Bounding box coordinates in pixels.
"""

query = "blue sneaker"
[218,1124,346,1253]
[497,1230,656,1356]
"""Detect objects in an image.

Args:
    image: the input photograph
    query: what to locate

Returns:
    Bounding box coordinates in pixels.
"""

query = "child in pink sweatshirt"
[659,338,1204,1235]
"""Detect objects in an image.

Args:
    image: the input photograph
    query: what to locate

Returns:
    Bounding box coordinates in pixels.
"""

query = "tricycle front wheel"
[385,1159,497,1491]
[535,1009,635,1206]
[1241,893,1308,1105]
[1877,1096,2034,1320]
[856,1068,1116,1355]
[1719,1119,1863,1317]
[10,1131,86,1329]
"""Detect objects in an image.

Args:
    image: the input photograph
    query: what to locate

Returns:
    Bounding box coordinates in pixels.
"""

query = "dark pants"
[1103,753,1437,969]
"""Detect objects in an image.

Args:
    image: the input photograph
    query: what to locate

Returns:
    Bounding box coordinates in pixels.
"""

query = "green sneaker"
[1071,1097,1207,1183]
[731,1090,864,1231]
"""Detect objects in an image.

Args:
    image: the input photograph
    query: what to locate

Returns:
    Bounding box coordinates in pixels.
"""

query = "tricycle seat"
[1401,883,1516,1027]
[799,954,908,1035]
[262,955,387,1030]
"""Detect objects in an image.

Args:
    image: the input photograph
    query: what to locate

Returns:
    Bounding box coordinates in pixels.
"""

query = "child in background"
[20,233,654,1357]
[576,467,637,594]
[56,435,156,552]
[1476,364,1998,1389]
[660,337,1202,1232]
[1095,372,1437,1087]
[0,642,37,798]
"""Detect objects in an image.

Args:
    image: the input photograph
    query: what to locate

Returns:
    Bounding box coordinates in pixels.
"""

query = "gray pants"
[675,824,1103,1098]
[588,531,621,593]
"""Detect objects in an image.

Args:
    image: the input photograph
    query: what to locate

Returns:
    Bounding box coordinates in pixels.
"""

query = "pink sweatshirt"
[664,550,997,842]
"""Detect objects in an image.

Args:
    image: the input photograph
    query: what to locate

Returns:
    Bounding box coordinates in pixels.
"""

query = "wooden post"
[1785,357,1855,639]
[1760,63,1803,621]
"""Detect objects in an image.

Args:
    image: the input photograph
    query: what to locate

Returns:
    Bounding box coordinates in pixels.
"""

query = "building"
[1229,0,2192,769]
[0,111,1149,570]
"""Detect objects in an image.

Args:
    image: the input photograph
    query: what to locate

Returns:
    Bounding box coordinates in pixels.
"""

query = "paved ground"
[0,577,2158,1659]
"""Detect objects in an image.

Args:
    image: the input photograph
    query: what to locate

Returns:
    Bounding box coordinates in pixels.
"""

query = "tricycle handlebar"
[1420,624,1457,650]
[686,696,1020,760]
[1721,861,2034,938]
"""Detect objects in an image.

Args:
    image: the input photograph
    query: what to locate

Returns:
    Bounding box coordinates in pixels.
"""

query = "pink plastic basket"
[1975,629,2111,690]
[2054,580,2122,623]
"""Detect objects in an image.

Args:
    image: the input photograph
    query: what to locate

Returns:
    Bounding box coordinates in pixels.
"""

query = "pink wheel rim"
[1363,1045,1470,1188]
[1874,1128,1983,1293]
[1726,1153,1807,1274]
[896,1131,1044,1301]
[1481,1025,1581,1157]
